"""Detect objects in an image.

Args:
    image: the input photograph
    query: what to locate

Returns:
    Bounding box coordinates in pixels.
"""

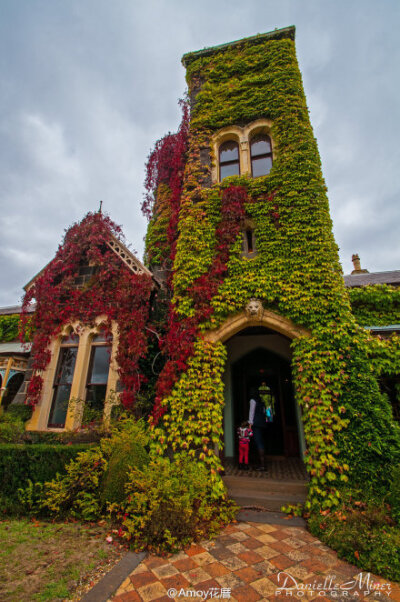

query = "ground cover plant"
[0,518,125,602]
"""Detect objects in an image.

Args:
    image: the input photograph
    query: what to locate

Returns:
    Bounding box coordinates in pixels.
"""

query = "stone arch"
[203,306,310,344]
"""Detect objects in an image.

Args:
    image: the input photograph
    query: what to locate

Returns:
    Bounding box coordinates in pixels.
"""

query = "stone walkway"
[108,519,400,602]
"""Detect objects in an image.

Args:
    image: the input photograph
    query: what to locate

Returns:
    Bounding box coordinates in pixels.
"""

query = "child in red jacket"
[237,421,253,470]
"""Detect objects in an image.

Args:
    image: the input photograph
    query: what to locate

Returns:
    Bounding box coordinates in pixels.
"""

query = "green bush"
[308,494,400,582]
[30,418,149,519]
[101,419,149,505]
[112,457,238,554]
[0,405,33,444]
[41,447,107,520]
[0,443,94,513]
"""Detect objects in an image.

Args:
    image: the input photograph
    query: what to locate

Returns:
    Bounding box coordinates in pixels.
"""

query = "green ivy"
[147,31,400,512]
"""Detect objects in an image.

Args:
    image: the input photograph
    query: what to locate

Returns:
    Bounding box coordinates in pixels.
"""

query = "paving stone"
[129,571,158,589]
[182,566,211,585]
[206,561,231,578]
[219,556,248,571]
[172,557,198,572]
[191,551,216,566]
[254,544,280,559]
[185,544,207,556]
[270,553,297,571]
[151,563,179,579]
[255,532,277,544]
[234,565,264,583]
[226,542,248,554]
[251,576,277,597]
[237,550,264,565]
[215,572,244,589]
[231,583,262,601]
[242,537,265,550]
[137,580,167,601]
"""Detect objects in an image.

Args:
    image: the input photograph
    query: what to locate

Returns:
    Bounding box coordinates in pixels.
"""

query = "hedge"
[0,443,95,512]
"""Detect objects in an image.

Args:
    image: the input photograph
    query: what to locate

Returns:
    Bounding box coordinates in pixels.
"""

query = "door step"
[223,475,308,511]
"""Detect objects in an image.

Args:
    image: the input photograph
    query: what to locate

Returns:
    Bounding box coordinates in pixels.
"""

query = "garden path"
[107,517,399,602]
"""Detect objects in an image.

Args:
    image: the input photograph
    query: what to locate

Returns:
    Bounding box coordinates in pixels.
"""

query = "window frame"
[47,332,79,428]
[218,139,241,182]
[250,134,273,178]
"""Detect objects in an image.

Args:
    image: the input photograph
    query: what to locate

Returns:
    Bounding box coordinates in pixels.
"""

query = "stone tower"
[147,27,400,509]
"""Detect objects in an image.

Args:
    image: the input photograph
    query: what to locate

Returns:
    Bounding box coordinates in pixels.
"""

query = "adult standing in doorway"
[248,387,267,471]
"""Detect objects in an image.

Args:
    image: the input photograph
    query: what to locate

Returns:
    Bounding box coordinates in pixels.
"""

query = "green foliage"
[0,443,93,512]
[349,285,400,326]
[144,31,400,515]
[308,494,400,582]
[41,447,107,520]
[111,457,238,554]
[101,419,150,505]
[0,314,20,342]
[0,405,33,444]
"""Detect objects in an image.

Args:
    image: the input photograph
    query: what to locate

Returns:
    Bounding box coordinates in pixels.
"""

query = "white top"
[248,398,256,425]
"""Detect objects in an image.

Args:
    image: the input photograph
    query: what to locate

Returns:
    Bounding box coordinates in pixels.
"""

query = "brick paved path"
[109,520,399,602]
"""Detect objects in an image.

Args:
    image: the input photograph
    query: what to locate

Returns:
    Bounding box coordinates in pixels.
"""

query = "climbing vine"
[144,30,400,509]
[20,212,153,410]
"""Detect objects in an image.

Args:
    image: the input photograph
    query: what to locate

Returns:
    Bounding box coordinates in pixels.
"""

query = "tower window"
[243,228,256,256]
[250,135,272,177]
[219,140,240,181]
[48,333,79,428]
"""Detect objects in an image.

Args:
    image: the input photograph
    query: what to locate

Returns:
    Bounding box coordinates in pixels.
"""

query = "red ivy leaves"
[151,185,248,422]
[20,212,153,409]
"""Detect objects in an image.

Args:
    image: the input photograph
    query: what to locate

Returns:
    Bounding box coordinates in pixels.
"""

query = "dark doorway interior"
[231,347,300,461]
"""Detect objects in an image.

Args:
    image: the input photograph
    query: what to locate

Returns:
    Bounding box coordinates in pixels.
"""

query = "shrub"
[101,418,149,505]
[41,447,107,520]
[29,418,149,519]
[308,493,400,582]
[0,443,93,513]
[112,457,238,554]
[0,405,32,444]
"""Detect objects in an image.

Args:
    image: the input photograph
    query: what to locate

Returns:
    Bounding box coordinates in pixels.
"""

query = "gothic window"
[48,332,79,428]
[85,331,111,415]
[250,135,273,177]
[219,140,240,181]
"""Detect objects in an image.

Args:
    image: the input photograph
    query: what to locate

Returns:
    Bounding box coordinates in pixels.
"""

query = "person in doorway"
[237,421,253,470]
[248,387,267,471]
[259,381,275,423]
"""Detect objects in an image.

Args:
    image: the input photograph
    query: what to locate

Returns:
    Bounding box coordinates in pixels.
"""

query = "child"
[237,421,253,470]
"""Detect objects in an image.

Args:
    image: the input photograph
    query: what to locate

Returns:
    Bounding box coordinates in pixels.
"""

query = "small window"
[250,135,272,177]
[48,333,79,428]
[85,332,111,416]
[243,229,256,255]
[219,140,240,181]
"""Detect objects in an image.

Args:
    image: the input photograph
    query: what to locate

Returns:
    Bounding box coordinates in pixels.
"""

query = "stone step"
[223,475,308,496]
[223,475,308,511]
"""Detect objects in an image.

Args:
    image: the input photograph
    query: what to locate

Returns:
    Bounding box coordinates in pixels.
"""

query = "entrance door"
[231,348,300,459]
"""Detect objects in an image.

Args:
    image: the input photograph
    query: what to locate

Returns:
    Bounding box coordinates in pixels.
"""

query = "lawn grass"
[0,518,125,601]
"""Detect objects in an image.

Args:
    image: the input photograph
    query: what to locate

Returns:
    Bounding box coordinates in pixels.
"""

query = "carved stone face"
[246,298,263,318]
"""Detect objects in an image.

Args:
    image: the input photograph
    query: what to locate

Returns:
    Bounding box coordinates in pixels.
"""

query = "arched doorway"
[221,326,306,467]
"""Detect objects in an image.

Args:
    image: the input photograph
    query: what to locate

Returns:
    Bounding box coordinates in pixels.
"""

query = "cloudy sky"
[0,0,399,306]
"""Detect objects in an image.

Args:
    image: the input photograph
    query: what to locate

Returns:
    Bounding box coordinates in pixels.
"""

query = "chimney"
[351,253,369,274]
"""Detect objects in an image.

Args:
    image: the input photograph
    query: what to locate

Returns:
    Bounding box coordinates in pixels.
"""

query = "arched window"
[250,135,272,177]
[219,140,240,181]
[48,332,79,428]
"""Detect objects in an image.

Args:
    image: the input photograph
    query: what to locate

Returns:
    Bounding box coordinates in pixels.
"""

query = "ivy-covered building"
[1,26,400,510]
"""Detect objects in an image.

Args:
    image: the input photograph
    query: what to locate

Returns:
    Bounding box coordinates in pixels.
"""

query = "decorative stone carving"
[245,298,263,320]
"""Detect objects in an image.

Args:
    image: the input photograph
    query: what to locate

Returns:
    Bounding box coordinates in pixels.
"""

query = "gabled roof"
[344,270,400,288]
[24,233,152,291]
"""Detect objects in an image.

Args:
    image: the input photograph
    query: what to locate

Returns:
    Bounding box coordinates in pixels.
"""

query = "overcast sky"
[0,0,399,306]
